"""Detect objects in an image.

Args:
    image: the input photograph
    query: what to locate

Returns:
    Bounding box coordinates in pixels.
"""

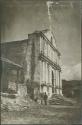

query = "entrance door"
[52,71,54,93]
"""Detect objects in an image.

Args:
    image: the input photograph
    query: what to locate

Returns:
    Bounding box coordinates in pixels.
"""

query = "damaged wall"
[1,40,28,82]
[1,33,41,97]
[1,40,28,66]
[28,33,40,85]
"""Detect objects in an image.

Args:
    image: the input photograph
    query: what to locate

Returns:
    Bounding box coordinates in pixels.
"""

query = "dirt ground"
[1,104,82,124]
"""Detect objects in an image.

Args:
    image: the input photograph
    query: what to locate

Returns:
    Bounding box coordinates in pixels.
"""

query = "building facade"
[1,29,62,98]
[35,29,62,97]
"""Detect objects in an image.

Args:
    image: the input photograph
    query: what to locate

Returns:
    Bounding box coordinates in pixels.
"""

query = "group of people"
[34,92,48,105]
[40,92,48,105]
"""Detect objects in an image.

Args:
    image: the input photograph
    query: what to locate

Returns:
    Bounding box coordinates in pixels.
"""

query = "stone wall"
[1,39,31,94]
[1,62,8,92]
[1,39,31,83]
[1,40,28,66]
[28,33,40,86]
[18,84,27,97]
[1,35,40,97]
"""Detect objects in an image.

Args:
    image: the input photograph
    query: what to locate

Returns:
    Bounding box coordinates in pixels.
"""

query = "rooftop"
[0,57,22,68]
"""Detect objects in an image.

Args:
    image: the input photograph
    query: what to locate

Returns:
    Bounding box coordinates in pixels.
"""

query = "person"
[40,92,43,104]
[43,92,48,105]
[34,97,38,102]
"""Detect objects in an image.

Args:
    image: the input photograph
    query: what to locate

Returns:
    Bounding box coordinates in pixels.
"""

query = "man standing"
[43,92,48,105]
[40,92,43,104]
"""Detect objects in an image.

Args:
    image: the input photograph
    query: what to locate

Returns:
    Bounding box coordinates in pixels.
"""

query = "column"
[43,61,46,83]
[48,64,49,84]
[54,70,56,87]
[48,65,50,84]
[44,62,46,83]
[40,61,42,85]
[47,63,48,84]
[42,61,44,82]
[55,70,57,86]
[59,71,62,95]
[50,66,52,85]
[59,71,60,94]
[57,70,60,94]
[55,70,56,93]
[56,70,58,94]
[40,61,42,92]
[46,63,47,84]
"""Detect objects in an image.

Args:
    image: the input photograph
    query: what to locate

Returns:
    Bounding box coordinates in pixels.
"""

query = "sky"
[0,0,81,80]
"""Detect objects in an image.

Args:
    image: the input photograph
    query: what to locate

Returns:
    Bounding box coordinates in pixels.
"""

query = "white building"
[35,29,62,97]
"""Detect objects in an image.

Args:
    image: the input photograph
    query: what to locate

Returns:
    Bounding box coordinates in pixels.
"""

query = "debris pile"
[1,93,36,111]
[49,94,76,106]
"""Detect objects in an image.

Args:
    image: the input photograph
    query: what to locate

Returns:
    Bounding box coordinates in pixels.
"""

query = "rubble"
[1,93,37,111]
[48,94,77,106]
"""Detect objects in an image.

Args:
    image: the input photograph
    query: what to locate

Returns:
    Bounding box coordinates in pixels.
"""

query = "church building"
[1,29,62,98]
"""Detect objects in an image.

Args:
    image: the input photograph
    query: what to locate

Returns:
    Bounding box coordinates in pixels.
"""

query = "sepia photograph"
[0,0,82,124]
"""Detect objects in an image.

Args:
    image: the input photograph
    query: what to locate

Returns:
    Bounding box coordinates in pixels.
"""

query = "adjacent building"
[1,29,62,98]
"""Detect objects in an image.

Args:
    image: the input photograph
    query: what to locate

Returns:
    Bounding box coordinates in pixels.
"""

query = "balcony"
[39,52,61,71]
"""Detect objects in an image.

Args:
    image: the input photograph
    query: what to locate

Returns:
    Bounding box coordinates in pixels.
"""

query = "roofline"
[28,29,49,36]
[1,30,61,56]
[0,57,23,68]
[0,38,28,45]
[28,29,61,56]
[40,31,61,56]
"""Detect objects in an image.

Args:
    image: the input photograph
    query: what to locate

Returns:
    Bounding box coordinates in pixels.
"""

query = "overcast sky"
[0,0,81,80]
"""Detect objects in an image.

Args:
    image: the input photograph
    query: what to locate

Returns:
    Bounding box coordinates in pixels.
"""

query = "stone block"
[18,84,27,97]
